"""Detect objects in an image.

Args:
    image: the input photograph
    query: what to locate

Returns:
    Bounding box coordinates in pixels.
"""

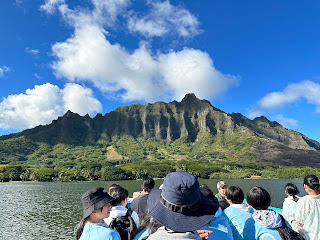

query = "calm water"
[0,178,306,240]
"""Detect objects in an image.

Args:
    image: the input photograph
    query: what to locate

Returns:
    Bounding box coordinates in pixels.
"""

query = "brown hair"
[75,217,88,240]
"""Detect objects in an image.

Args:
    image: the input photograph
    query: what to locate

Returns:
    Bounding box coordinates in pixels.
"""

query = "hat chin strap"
[160,194,202,214]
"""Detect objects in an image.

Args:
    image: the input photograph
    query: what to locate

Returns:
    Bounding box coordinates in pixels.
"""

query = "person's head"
[217,181,227,197]
[108,183,120,194]
[76,187,115,239]
[303,175,320,194]
[109,185,129,207]
[225,186,244,204]
[246,186,271,210]
[285,183,299,196]
[142,177,155,193]
[200,184,219,205]
[147,171,219,232]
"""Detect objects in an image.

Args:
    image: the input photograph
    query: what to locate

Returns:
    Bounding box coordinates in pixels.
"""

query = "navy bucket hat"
[81,187,115,218]
[147,171,219,232]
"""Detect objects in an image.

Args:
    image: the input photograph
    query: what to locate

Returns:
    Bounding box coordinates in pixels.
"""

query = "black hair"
[218,198,230,210]
[225,186,244,204]
[304,175,320,194]
[246,186,271,210]
[142,177,155,193]
[199,184,219,205]
[109,186,129,206]
[285,183,300,202]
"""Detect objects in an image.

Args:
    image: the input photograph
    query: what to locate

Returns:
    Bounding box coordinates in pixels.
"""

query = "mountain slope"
[1,93,320,167]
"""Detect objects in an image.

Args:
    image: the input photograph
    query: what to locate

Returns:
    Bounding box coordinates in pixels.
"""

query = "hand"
[197,230,213,240]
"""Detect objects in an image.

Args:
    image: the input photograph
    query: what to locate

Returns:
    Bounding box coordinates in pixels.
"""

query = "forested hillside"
[1,93,320,181]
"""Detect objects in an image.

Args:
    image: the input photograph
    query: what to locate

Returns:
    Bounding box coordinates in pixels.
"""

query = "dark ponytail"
[304,175,320,194]
[76,217,88,240]
[285,183,299,202]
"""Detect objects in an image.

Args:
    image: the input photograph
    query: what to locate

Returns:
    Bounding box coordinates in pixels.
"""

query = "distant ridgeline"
[0,93,320,182]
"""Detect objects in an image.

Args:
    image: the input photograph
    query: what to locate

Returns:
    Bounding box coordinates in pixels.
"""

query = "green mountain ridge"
[1,93,320,169]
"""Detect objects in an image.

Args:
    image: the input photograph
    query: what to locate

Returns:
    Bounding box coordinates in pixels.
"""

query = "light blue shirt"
[223,204,253,240]
[133,229,149,240]
[199,209,234,240]
[243,217,282,240]
[79,222,121,240]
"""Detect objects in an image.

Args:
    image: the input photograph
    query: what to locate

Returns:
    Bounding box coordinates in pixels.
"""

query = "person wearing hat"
[215,181,227,201]
[147,171,219,239]
[75,187,121,240]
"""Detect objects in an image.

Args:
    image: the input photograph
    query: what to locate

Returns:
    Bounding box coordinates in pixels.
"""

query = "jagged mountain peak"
[181,93,200,102]
[1,95,320,167]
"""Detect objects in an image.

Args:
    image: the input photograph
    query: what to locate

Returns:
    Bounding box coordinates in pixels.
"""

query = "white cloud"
[40,0,66,14]
[51,25,239,102]
[248,80,320,118]
[62,83,102,116]
[127,0,201,38]
[43,0,238,102]
[41,0,129,28]
[272,114,298,128]
[0,83,102,130]
[0,66,10,77]
[158,49,239,101]
[25,47,39,55]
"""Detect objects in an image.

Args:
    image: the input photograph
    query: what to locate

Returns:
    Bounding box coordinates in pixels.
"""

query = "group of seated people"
[75,172,320,240]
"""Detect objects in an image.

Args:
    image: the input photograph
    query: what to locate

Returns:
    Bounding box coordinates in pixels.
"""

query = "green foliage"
[1,96,320,181]
[101,166,131,181]
[32,168,58,181]
[113,135,145,160]
[276,167,320,179]
[0,164,25,181]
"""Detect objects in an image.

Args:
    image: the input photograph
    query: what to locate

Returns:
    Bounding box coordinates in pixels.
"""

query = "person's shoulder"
[283,196,291,202]
[101,227,121,240]
[214,192,221,199]
[223,206,233,215]
[131,196,141,206]
[82,224,120,240]
[244,216,254,226]
[132,194,144,202]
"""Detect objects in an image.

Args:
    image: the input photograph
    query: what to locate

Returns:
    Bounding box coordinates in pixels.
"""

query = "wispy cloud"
[0,65,10,77]
[42,0,239,102]
[272,114,298,128]
[127,0,201,38]
[0,83,102,129]
[248,80,320,118]
[25,47,39,55]
[40,0,66,14]
[34,73,41,79]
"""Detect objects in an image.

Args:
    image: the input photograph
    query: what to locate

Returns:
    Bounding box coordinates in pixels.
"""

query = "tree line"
[1,160,319,182]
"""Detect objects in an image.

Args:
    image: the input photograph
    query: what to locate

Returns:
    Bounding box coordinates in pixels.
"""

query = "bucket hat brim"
[83,195,114,219]
[148,189,218,232]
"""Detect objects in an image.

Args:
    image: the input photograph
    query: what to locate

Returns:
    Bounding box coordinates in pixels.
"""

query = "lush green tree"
[101,166,131,181]
[32,168,57,181]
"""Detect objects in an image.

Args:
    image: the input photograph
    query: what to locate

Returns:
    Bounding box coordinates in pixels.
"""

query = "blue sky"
[1,0,320,142]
